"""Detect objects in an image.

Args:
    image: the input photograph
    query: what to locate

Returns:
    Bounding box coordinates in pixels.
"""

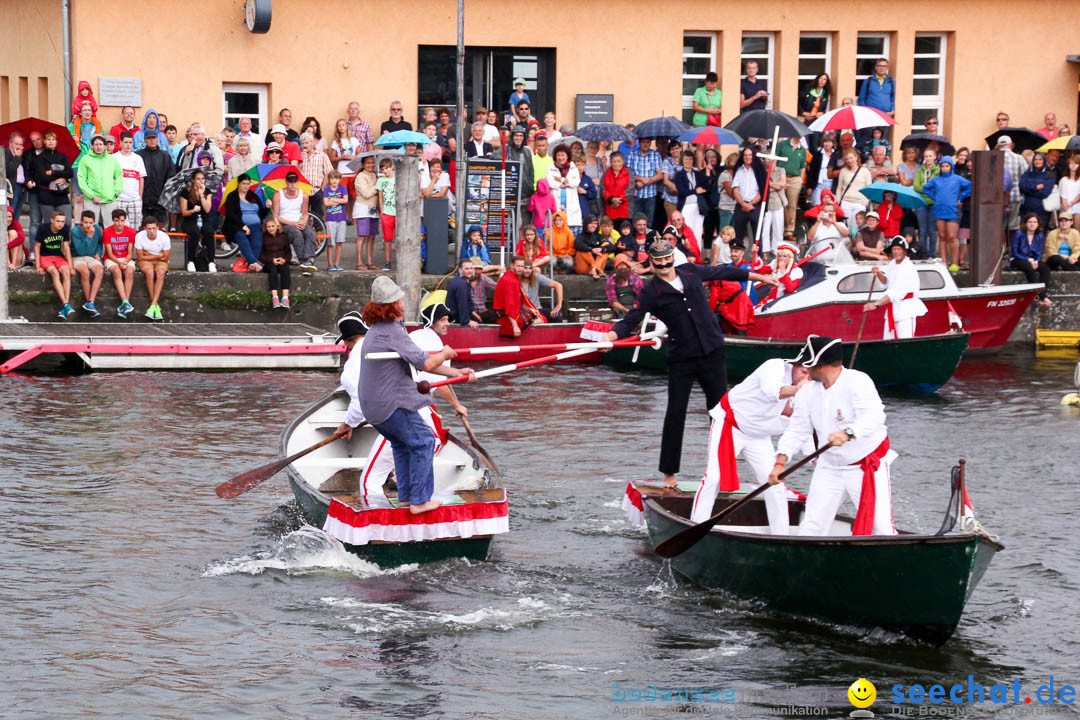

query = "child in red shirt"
[102,207,137,317]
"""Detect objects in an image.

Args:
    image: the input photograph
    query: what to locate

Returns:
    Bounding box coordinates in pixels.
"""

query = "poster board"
[464,158,521,251]
[98,77,143,107]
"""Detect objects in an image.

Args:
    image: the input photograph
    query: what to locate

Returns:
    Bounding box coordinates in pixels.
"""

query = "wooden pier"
[0,323,343,373]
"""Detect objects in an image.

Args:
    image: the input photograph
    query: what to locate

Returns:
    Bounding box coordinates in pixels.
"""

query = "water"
[1,350,1078,719]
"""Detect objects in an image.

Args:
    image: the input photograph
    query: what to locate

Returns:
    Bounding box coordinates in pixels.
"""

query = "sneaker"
[152,305,164,320]
[381,262,392,271]
[300,260,318,272]
[948,263,960,273]
[83,301,100,318]
[121,300,135,314]
[272,295,281,309]
[281,296,291,309]
[219,242,233,254]
[58,303,73,320]
[117,303,129,319]
[145,305,156,319]
[186,261,196,272]
[208,262,218,273]
[329,266,343,272]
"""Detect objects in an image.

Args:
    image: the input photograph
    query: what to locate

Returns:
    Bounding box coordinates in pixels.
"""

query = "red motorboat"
[748,262,1041,351]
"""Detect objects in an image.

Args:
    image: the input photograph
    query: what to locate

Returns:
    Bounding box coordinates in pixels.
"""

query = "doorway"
[418,46,556,125]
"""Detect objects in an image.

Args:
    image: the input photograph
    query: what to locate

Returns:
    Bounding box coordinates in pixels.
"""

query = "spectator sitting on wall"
[515,223,550,272]
[1044,213,1080,270]
[135,216,170,320]
[1010,213,1052,307]
[259,217,293,308]
[380,100,412,135]
[606,255,644,318]
[548,210,575,272]
[6,206,26,270]
[35,210,74,319]
[274,171,318,273]
[574,215,612,279]
[69,209,105,317]
[468,257,499,323]
[103,208,137,317]
[459,225,492,264]
[521,259,563,322]
[447,259,480,328]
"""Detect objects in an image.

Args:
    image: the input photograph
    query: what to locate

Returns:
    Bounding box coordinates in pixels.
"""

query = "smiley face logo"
[848,678,876,708]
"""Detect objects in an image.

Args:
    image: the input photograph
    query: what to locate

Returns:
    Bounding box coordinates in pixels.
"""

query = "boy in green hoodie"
[77,134,123,225]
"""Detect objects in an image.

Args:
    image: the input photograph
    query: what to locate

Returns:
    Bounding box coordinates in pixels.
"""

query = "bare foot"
[663,474,678,489]
[409,499,443,514]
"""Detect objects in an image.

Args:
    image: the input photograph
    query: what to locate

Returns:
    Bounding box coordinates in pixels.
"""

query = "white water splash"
[320,595,557,634]
[202,525,412,578]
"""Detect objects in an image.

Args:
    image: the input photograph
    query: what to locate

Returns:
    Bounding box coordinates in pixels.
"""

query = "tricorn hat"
[335,311,369,343]
[788,334,844,367]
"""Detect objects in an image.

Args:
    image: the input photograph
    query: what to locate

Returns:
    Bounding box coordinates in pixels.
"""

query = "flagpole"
[454,0,466,246]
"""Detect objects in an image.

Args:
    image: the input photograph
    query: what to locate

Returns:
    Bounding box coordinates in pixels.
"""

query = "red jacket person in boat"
[769,335,897,536]
[756,242,803,307]
[863,237,928,339]
[493,255,545,337]
[604,239,778,488]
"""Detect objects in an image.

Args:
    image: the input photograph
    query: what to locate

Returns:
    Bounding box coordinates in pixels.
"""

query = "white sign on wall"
[98,77,143,107]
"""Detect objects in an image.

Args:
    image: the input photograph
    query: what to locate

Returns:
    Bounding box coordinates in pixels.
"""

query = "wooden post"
[394,154,422,319]
[0,153,8,321]
[969,150,1005,287]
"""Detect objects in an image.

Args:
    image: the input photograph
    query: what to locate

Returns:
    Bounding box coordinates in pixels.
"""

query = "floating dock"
[0,323,343,373]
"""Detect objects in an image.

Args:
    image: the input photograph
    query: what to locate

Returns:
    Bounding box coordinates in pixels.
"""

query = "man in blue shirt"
[857,58,895,145]
[625,139,663,225]
[739,61,769,114]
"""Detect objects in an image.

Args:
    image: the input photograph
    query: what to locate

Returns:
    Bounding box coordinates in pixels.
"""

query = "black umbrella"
[574,122,635,143]
[724,109,810,141]
[984,127,1046,155]
[159,167,224,214]
[634,116,691,139]
[900,133,957,158]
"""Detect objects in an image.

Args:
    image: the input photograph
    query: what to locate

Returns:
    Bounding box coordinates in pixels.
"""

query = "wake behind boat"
[622,465,1002,646]
[281,389,508,568]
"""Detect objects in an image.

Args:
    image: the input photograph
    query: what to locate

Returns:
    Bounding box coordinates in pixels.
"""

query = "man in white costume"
[409,302,469,451]
[864,237,927,339]
[690,357,811,534]
[769,335,898,537]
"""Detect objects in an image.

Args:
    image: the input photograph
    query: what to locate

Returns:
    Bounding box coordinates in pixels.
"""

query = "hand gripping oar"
[653,442,832,559]
[215,426,360,499]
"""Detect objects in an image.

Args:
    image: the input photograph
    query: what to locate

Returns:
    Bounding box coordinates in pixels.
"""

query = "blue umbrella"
[374,130,433,148]
[860,181,927,209]
[574,122,635,143]
[634,116,691,139]
[677,126,743,146]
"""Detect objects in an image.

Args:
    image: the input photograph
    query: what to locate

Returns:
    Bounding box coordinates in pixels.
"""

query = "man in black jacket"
[446,260,479,328]
[604,239,778,488]
[137,131,176,226]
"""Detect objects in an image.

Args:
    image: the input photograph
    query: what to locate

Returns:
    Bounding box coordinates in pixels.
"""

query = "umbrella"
[677,127,743,146]
[347,148,405,174]
[551,135,583,151]
[1036,135,1080,153]
[375,130,433,148]
[900,133,957,158]
[985,127,1049,155]
[219,163,311,208]
[860,181,927,209]
[808,106,896,133]
[0,117,81,163]
[573,123,635,143]
[634,116,692,139]
[160,167,225,213]
[724,109,810,141]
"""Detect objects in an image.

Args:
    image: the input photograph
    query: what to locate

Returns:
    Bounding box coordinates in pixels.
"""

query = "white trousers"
[799,458,896,536]
[760,208,784,254]
[691,413,791,535]
[682,201,705,249]
[883,315,916,339]
[359,406,444,508]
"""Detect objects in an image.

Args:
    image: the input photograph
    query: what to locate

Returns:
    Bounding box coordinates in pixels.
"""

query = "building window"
[741,32,774,109]
[682,32,716,125]
[855,33,891,93]
[911,33,947,132]
[222,83,267,135]
[797,33,832,102]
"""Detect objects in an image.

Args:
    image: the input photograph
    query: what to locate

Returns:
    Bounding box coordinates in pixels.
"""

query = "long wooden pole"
[849,275,877,368]
[0,153,8,321]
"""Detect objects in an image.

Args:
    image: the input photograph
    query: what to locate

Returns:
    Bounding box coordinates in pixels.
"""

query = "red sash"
[885,292,915,334]
[716,393,740,492]
[851,436,890,536]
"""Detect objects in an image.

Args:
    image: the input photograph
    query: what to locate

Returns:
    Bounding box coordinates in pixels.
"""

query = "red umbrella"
[808,106,896,133]
[0,117,81,163]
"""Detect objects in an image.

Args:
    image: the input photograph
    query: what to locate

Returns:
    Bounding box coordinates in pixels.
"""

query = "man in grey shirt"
[519,261,564,322]
[357,276,475,514]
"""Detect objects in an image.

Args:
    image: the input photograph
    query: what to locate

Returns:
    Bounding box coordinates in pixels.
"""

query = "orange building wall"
[0,0,65,123]
[4,0,1075,152]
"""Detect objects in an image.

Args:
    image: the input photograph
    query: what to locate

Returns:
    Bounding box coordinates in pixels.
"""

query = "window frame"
[854,33,891,89]
[222,82,268,136]
[682,32,717,124]
[910,33,947,133]
[796,32,832,104]
[741,32,775,110]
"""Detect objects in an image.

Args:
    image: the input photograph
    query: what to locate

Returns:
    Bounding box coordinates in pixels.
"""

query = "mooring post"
[394,154,422,319]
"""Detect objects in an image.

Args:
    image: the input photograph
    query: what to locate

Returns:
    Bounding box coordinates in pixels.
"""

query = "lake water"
[1,349,1077,719]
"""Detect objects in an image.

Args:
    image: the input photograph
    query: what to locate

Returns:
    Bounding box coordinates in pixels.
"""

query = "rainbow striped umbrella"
[220,163,311,208]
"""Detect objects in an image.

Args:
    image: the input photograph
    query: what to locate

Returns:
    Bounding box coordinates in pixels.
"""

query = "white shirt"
[482,124,501,144]
[777,368,887,467]
[816,150,833,187]
[331,137,360,174]
[810,222,844,263]
[719,358,797,438]
[114,151,146,201]
[410,327,447,387]
[341,338,366,427]
[882,257,928,320]
[134,230,170,254]
[665,274,685,292]
[732,165,760,203]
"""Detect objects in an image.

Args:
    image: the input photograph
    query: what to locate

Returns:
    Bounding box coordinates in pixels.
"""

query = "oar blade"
[654,519,717,558]
[215,457,291,498]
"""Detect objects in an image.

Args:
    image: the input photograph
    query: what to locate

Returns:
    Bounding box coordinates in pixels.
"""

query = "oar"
[459,414,499,477]
[215,427,357,499]
[365,337,661,360]
[417,345,599,394]
[653,442,833,559]
[849,274,878,368]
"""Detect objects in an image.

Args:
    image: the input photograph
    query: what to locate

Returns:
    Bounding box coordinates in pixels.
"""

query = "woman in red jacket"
[877,190,903,238]
[602,151,633,220]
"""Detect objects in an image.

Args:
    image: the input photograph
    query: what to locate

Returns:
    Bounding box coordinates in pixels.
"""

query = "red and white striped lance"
[364,337,662,360]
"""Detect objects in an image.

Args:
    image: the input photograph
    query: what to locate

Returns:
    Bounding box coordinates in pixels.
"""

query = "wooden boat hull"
[642,493,1001,645]
[281,390,504,568]
[604,333,970,393]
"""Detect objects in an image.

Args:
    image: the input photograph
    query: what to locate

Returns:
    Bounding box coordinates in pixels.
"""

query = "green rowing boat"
[604,332,970,392]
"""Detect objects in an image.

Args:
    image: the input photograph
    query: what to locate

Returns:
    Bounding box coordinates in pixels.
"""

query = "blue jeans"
[234,224,263,264]
[914,206,937,257]
[632,194,656,223]
[372,408,436,505]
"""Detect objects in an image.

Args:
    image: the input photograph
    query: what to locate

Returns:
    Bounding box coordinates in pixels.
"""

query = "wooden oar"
[653,443,833,559]
[215,427,356,499]
[849,274,878,368]
[459,414,499,478]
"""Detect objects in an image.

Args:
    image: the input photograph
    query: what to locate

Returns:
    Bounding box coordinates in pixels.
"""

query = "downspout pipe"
[62,0,72,118]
